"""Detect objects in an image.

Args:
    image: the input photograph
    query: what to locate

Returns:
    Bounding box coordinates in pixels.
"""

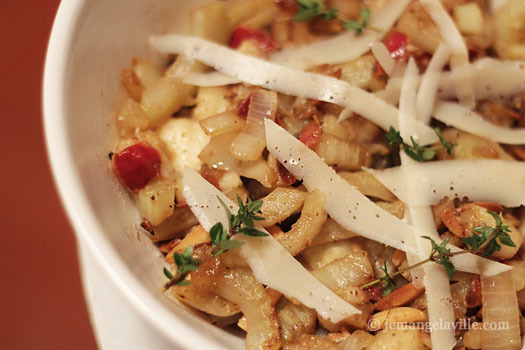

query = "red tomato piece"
[113,142,162,193]
[229,26,278,55]
[299,121,322,149]
[384,31,408,61]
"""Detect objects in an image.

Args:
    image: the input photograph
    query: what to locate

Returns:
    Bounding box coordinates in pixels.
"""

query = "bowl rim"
[42,1,229,349]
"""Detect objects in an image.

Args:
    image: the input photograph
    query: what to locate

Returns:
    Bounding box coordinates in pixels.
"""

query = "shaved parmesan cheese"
[270,31,383,71]
[398,58,419,139]
[270,0,412,69]
[182,168,360,322]
[398,59,456,350]
[398,58,427,288]
[419,0,467,64]
[422,263,457,350]
[265,119,419,254]
[378,59,525,106]
[150,34,438,144]
[374,63,406,106]
[416,44,450,124]
[366,160,525,207]
[337,107,353,122]
[433,101,525,145]
[371,42,396,76]
[182,71,240,86]
[419,0,474,106]
[438,58,525,100]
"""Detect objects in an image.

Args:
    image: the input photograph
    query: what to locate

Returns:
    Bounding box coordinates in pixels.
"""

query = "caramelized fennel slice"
[182,168,360,322]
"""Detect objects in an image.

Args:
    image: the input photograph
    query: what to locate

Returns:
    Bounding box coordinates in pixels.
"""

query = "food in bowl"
[109,0,525,349]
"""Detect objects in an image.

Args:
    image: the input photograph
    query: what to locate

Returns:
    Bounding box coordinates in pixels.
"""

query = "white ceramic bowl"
[43,1,243,349]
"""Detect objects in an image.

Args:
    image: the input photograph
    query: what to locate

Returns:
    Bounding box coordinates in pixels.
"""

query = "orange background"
[1,1,97,348]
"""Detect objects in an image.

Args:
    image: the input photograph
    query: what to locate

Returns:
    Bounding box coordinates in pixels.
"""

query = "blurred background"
[1,1,97,348]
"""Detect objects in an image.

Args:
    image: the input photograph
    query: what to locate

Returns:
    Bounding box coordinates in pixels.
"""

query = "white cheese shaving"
[374,63,406,106]
[150,34,438,145]
[433,101,525,145]
[438,58,525,100]
[419,0,474,106]
[182,168,360,322]
[422,263,458,350]
[416,44,450,124]
[378,58,525,105]
[371,42,395,77]
[398,58,456,350]
[366,160,525,207]
[269,0,412,69]
[398,58,426,288]
[182,71,240,86]
[419,0,467,65]
[266,119,419,255]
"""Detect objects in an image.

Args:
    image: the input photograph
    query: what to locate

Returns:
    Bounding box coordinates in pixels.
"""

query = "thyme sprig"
[386,126,456,162]
[163,195,267,289]
[362,210,515,295]
[295,0,371,36]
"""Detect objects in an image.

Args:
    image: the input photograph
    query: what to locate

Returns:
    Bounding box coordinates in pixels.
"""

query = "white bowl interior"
[44,1,243,349]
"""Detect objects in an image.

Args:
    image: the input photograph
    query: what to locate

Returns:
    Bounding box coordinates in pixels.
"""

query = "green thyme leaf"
[343,20,363,34]
[463,210,515,258]
[386,126,457,162]
[323,8,338,20]
[482,239,500,257]
[386,126,403,149]
[380,261,397,296]
[163,267,174,280]
[295,0,330,22]
[436,258,456,280]
[173,246,201,275]
[434,128,455,155]
[237,227,268,237]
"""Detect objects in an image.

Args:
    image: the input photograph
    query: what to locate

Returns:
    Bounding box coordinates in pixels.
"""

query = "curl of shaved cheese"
[398,59,456,350]
[269,0,412,69]
[182,71,240,86]
[374,63,406,106]
[337,107,353,122]
[422,263,457,350]
[265,119,418,254]
[419,0,474,106]
[366,160,525,207]
[419,0,467,65]
[433,101,525,145]
[398,58,426,287]
[371,42,395,76]
[398,58,419,139]
[416,44,450,124]
[438,58,525,100]
[379,59,525,106]
[150,34,439,145]
[182,168,359,322]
